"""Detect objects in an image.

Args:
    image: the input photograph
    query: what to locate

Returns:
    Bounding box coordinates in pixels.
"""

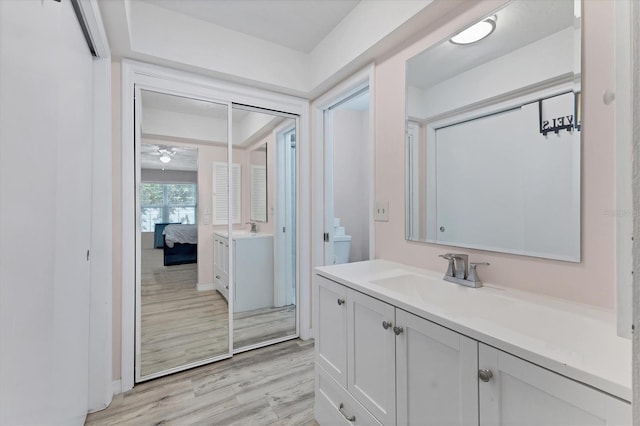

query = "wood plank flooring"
[234,305,296,349]
[140,248,297,378]
[86,339,317,426]
[140,249,228,377]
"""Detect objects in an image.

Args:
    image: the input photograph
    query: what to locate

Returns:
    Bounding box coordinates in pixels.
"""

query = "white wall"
[332,109,370,262]
[129,0,310,94]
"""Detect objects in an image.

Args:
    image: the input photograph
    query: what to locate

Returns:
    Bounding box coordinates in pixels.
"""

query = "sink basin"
[369,274,436,298]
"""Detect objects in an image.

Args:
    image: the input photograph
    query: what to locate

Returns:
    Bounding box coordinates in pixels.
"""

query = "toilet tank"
[333,235,352,264]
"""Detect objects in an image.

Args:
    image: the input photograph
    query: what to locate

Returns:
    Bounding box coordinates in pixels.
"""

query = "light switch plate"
[375,201,389,222]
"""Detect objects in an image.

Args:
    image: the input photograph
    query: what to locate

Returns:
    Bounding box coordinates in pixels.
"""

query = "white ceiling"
[98,0,447,97]
[406,0,577,90]
[138,0,360,53]
[140,144,198,171]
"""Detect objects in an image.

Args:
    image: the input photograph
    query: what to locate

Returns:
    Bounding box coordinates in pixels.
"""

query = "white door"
[478,343,631,425]
[314,276,349,387]
[347,290,396,425]
[0,0,93,424]
[395,309,478,426]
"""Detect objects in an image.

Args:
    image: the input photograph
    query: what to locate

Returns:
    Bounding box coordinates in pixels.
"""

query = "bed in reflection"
[163,223,197,266]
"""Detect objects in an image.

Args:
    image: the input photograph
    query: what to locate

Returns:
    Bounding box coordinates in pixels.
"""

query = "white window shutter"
[230,163,241,224]
[212,162,242,225]
[250,165,267,222]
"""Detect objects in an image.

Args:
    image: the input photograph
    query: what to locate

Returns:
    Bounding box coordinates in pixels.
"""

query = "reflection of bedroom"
[137,90,297,380]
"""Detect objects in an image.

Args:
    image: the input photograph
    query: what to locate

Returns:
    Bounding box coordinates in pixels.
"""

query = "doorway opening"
[323,88,372,266]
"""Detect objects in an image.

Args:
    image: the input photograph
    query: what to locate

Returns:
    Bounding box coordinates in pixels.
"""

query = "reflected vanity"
[405,0,581,262]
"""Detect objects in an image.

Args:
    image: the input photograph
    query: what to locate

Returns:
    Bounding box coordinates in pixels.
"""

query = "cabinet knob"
[478,369,493,382]
[393,326,404,335]
[338,403,356,422]
[337,298,345,306]
[382,321,393,330]
[215,275,220,279]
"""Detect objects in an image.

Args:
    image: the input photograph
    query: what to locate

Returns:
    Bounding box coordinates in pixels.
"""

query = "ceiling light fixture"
[159,153,171,164]
[450,15,497,45]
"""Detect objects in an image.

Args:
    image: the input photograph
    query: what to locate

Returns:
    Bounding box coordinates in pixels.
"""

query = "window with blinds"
[212,162,241,225]
[250,165,267,222]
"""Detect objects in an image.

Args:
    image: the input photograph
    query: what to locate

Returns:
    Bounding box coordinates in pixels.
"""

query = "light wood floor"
[141,249,297,377]
[141,249,228,377]
[86,339,317,426]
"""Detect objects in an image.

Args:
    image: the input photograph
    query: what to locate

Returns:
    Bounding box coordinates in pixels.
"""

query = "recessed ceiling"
[137,0,360,53]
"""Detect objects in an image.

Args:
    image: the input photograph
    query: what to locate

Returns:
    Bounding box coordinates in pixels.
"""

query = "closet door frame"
[120,60,310,392]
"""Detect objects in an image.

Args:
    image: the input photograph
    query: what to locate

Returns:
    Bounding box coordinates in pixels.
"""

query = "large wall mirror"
[405,0,581,262]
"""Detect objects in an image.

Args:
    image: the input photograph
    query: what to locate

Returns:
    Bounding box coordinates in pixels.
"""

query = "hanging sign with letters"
[538,91,580,136]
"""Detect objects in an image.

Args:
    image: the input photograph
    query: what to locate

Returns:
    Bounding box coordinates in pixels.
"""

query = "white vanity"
[313,260,631,425]
[213,231,274,312]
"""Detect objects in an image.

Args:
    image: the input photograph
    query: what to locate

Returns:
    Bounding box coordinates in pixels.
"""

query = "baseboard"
[197,282,215,291]
[112,379,122,396]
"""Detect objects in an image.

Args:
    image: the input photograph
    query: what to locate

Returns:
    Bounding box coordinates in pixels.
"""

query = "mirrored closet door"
[134,88,299,382]
[135,88,231,382]
[229,106,298,351]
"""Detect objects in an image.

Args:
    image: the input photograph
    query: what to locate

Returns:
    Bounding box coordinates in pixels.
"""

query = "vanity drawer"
[315,364,382,426]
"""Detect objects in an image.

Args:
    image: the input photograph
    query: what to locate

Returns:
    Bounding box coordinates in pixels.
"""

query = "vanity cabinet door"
[213,236,229,300]
[395,309,478,426]
[315,276,349,387]
[347,289,396,425]
[478,344,631,425]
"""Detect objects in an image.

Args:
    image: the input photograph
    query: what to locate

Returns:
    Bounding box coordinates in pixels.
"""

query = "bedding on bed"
[163,224,197,248]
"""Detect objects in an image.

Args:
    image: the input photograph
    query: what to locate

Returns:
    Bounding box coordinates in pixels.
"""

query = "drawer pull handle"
[478,369,493,382]
[337,298,345,306]
[338,403,356,422]
[393,326,404,335]
[382,321,393,330]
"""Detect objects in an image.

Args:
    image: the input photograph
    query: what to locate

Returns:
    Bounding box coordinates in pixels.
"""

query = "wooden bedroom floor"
[86,339,317,426]
[140,248,297,377]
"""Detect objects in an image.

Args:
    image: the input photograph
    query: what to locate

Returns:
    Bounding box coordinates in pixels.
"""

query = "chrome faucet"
[246,221,257,233]
[438,253,489,288]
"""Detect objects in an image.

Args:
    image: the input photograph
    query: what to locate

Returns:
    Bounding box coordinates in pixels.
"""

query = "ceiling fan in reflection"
[157,148,176,164]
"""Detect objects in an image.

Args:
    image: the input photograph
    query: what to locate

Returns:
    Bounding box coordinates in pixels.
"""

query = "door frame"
[120,60,311,392]
[311,64,375,283]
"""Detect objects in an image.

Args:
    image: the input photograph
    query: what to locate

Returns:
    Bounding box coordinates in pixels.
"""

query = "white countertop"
[315,259,631,402]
